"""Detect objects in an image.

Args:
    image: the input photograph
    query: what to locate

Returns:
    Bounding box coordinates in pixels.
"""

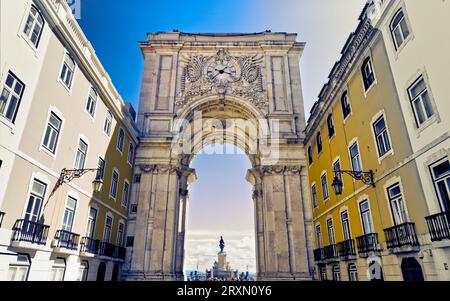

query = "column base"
[257,272,313,281]
[123,270,184,281]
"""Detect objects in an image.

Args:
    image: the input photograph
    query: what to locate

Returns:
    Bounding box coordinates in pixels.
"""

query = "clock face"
[206,60,237,83]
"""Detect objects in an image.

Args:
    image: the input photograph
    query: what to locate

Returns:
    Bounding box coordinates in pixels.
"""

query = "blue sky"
[78,0,366,272]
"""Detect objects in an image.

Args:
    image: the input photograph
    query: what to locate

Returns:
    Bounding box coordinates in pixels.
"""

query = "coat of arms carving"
[176,49,268,110]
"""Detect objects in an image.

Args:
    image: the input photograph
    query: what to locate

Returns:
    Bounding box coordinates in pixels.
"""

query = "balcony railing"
[337,239,357,257]
[323,244,338,260]
[356,233,380,254]
[12,219,50,245]
[99,241,115,257]
[0,211,4,228]
[115,246,126,260]
[313,248,324,262]
[80,237,100,254]
[52,230,80,250]
[426,211,450,242]
[384,222,419,249]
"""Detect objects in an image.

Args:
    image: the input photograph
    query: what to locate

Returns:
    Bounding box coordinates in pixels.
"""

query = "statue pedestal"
[218,251,227,270]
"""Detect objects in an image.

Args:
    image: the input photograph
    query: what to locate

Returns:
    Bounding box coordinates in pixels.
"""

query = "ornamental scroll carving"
[176,49,268,110]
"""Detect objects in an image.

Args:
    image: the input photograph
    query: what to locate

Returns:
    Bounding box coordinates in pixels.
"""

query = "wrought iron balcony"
[52,230,80,250]
[337,239,357,257]
[323,244,338,260]
[99,241,115,257]
[426,211,450,242]
[80,237,100,254]
[384,222,419,249]
[313,248,324,262]
[0,211,4,228]
[115,246,126,260]
[12,219,50,245]
[356,233,380,254]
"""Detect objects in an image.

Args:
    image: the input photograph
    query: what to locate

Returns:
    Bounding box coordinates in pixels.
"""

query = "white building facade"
[369,0,450,281]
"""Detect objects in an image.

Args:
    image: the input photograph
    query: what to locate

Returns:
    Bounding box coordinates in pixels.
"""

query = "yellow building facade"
[305,6,438,281]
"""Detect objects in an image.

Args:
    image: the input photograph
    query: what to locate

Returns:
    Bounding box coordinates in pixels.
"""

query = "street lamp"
[332,170,375,195]
[51,168,103,196]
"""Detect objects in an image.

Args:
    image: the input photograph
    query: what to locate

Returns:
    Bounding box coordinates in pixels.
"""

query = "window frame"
[104,109,113,136]
[349,141,362,173]
[86,207,97,238]
[341,210,352,241]
[387,182,409,226]
[127,142,135,166]
[407,75,435,128]
[61,196,77,233]
[429,157,450,213]
[41,111,62,155]
[85,86,97,118]
[110,169,120,200]
[117,127,125,153]
[361,57,376,93]
[372,115,392,159]
[321,172,329,202]
[0,71,25,124]
[390,9,411,51]
[74,138,88,170]
[359,199,374,235]
[58,52,76,91]
[316,132,323,155]
[22,4,45,48]
[341,91,352,120]
[327,217,335,245]
[327,114,335,139]
[311,183,318,209]
[122,179,130,208]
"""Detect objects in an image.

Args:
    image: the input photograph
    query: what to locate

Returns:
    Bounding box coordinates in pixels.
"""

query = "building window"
[348,264,358,281]
[42,112,62,154]
[110,170,119,199]
[341,210,351,241]
[86,207,97,238]
[116,222,125,247]
[7,254,31,281]
[321,173,329,201]
[333,159,342,188]
[130,204,138,214]
[23,5,44,48]
[311,184,318,208]
[373,115,392,157]
[97,157,105,180]
[349,142,362,172]
[49,258,66,281]
[126,236,135,247]
[62,197,77,232]
[24,179,46,222]
[408,76,434,127]
[320,266,327,281]
[315,224,323,249]
[104,110,113,136]
[359,200,374,234]
[127,143,135,165]
[86,87,97,117]
[74,139,88,170]
[134,174,141,183]
[332,265,341,281]
[387,183,408,225]
[341,91,351,119]
[317,132,323,154]
[77,261,89,281]
[308,146,313,165]
[327,114,335,138]
[103,216,113,243]
[390,9,410,50]
[327,218,335,245]
[59,53,75,89]
[361,57,375,91]
[0,71,25,123]
[429,158,450,212]
[117,128,125,153]
[122,180,130,208]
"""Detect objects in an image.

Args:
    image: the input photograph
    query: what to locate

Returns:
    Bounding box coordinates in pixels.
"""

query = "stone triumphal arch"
[124,32,314,281]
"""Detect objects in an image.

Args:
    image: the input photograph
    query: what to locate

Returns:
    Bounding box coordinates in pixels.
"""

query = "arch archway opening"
[183,143,256,281]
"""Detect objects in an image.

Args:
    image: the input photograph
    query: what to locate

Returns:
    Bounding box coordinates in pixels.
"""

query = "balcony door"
[430,158,450,212]
[341,210,351,241]
[103,216,112,243]
[315,225,323,249]
[62,197,77,232]
[24,179,46,222]
[387,183,408,225]
[327,218,335,245]
[86,207,97,238]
